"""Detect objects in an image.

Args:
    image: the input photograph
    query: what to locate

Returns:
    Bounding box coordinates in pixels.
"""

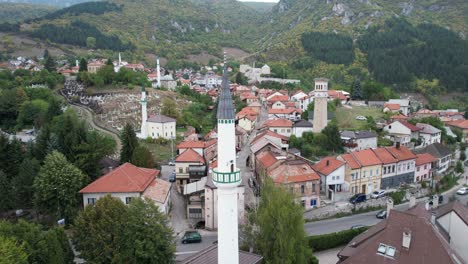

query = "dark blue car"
[350,193,367,204]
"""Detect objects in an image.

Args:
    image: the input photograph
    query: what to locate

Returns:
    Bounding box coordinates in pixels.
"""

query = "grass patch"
[140,138,181,166]
[335,106,384,130]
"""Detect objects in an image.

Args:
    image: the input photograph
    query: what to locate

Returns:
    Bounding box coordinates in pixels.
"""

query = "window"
[312,183,316,193]
[370,170,373,177]
[310,199,317,206]
[417,167,420,172]
[179,167,183,173]
[87,198,96,205]
[274,129,278,133]
[363,171,366,177]
[383,167,387,174]
[301,185,305,194]
[300,200,306,208]
[424,164,427,169]
[376,169,379,175]
[392,165,395,173]
[287,129,291,133]
[281,129,285,133]
[125,197,132,204]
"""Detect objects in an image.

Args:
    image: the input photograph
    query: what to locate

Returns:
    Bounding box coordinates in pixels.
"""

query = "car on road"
[350,193,367,204]
[181,231,202,244]
[456,187,468,195]
[350,224,367,230]
[169,171,176,183]
[355,116,367,121]
[429,195,444,205]
[371,190,385,199]
[168,159,175,166]
[376,210,387,219]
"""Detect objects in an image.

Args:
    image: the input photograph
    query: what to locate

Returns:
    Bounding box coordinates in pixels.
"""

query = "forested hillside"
[0,0,93,7]
[0,3,56,23]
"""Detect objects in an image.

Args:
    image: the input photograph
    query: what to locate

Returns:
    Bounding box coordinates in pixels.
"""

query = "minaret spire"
[140,86,148,139]
[156,57,161,88]
[214,53,240,264]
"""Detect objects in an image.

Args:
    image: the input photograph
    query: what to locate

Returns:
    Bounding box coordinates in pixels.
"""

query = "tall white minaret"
[75,60,79,67]
[119,52,122,65]
[312,78,329,133]
[213,53,240,264]
[156,57,161,88]
[140,86,148,138]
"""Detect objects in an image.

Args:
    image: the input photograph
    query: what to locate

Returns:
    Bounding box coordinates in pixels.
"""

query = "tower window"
[231,164,234,172]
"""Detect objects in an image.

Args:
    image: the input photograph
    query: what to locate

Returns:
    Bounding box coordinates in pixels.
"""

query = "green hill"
[0,3,57,23]
[241,1,276,12]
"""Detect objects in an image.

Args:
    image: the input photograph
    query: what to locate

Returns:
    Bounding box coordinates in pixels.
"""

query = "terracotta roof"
[372,148,398,164]
[415,153,437,166]
[147,114,176,123]
[268,108,299,114]
[386,145,417,161]
[285,101,296,107]
[399,121,422,132]
[352,149,382,166]
[80,163,159,193]
[257,151,278,168]
[446,119,468,129]
[338,209,455,264]
[262,119,293,128]
[175,148,205,163]
[204,139,217,148]
[177,141,205,149]
[312,157,345,176]
[252,130,289,144]
[384,103,401,110]
[341,154,361,169]
[267,95,289,102]
[180,244,263,264]
[209,159,217,169]
[248,101,262,107]
[142,178,171,204]
[240,115,257,121]
[391,114,409,120]
[270,160,320,184]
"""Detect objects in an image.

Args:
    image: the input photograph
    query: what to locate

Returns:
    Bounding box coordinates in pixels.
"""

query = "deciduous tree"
[120,123,139,163]
[131,145,155,168]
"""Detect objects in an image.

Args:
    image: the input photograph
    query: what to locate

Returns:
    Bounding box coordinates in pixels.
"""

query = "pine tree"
[120,123,139,163]
[351,79,363,100]
[11,158,40,208]
[79,58,88,72]
[0,171,12,211]
[44,55,56,72]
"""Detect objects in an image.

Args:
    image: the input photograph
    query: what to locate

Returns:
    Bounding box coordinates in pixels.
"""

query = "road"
[175,233,218,261]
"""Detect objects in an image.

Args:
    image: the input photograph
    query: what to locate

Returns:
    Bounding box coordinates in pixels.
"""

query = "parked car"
[355,116,367,121]
[169,172,176,183]
[181,231,202,244]
[376,210,387,219]
[456,187,468,195]
[350,224,367,230]
[168,159,175,166]
[350,193,367,204]
[429,195,444,205]
[371,190,386,199]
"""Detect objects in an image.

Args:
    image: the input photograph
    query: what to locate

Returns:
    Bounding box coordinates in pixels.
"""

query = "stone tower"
[213,56,241,264]
[140,86,148,138]
[312,78,329,133]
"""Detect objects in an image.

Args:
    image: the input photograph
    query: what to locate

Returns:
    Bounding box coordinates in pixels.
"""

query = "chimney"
[409,195,416,208]
[387,198,394,217]
[395,137,401,149]
[432,194,439,209]
[402,230,411,250]
[326,160,330,166]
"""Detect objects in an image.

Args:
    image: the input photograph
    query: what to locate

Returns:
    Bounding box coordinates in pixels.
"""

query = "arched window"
[231,164,234,172]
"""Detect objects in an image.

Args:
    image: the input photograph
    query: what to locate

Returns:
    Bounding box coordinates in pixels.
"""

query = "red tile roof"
[446,119,468,129]
[80,163,159,193]
[384,103,401,110]
[142,178,171,203]
[372,148,398,164]
[175,148,205,163]
[267,95,289,103]
[312,157,345,176]
[177,140,205,149]
[415,153,437,166]
[204,139,217,148]
[257,151,278,168]
[268,108,299,114]
[400,121,422,132]
[252,130,289,144]
[262,119,293,128]
[352,149,382,166]
[271,162,320,184]
[386,145,417,161]
[341,154,361,169]
[391,113,409,120]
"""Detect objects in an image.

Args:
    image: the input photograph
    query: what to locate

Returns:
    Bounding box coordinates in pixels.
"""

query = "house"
[292,120,313,137]
[260,119,293,137]
[390,113,409,122]
[416,123,441,147]
[79,163,171,214]
[414,153,437,182]
[383,121,421,147]
[388,99,411,115]
[256,150,321,209]
[247,101,262,114]
[446,120,468,143]
[238,115,257,132]
[415,143,452,175]
[240,92,258,104]
[158,75,177,90]
[175,148,206,187]
[338,203,461,264]
[87,61,105,73]
[312,157,347,201]
[268,108,301,121]
[339,149,382,195]
[383,103,401,114]
[382,145,417,189]
[146,114,176,139]
[340,131,378,152]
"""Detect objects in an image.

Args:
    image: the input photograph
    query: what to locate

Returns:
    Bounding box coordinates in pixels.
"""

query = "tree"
[245,179,313,264]
[33,151,89,222]
[120,123,139,163]
[74,196,176,263]
[79,58,88,72]
[44,56,56,72]
[455,161,464,174]
[131,145,155,168]
[0,171,11,211]
[161,97,179,120]
[0,236,28,264]
[43,49,50,59]
[321,123,343,153]
[350,79,363,100]
[86,37,96,49]
[11,158,40,208]
[106,58,113,66]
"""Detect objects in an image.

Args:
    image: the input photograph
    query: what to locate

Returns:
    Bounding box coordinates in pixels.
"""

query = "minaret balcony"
[212,169,241,184]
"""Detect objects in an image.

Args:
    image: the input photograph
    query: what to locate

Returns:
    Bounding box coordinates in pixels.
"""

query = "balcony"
[188,165,207,180]
[212,169,241,184]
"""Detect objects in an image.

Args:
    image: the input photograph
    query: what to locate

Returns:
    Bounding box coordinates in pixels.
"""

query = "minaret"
[156,57,161,88]
[213,54,240,264]
[312,78,329,133]
[140,86,148,138]
[75,60,79,67]
[118,52,122,65]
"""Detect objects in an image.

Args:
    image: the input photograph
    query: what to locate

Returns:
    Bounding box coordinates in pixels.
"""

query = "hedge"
[308,227,368,251]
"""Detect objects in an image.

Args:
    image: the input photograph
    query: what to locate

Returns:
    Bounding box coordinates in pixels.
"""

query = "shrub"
[308,227,368,251]
[388,190,406,205]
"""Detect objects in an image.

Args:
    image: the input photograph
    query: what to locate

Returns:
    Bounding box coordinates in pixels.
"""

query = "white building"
[260,119,293,137]
[79,163,171,214]
[416,123,441,147]
[383,121,421,147]
[146,115,176,139]
[388,99,411,116]
[292,120,313,137]
[312,157,347,201]
[340,130,378,152]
